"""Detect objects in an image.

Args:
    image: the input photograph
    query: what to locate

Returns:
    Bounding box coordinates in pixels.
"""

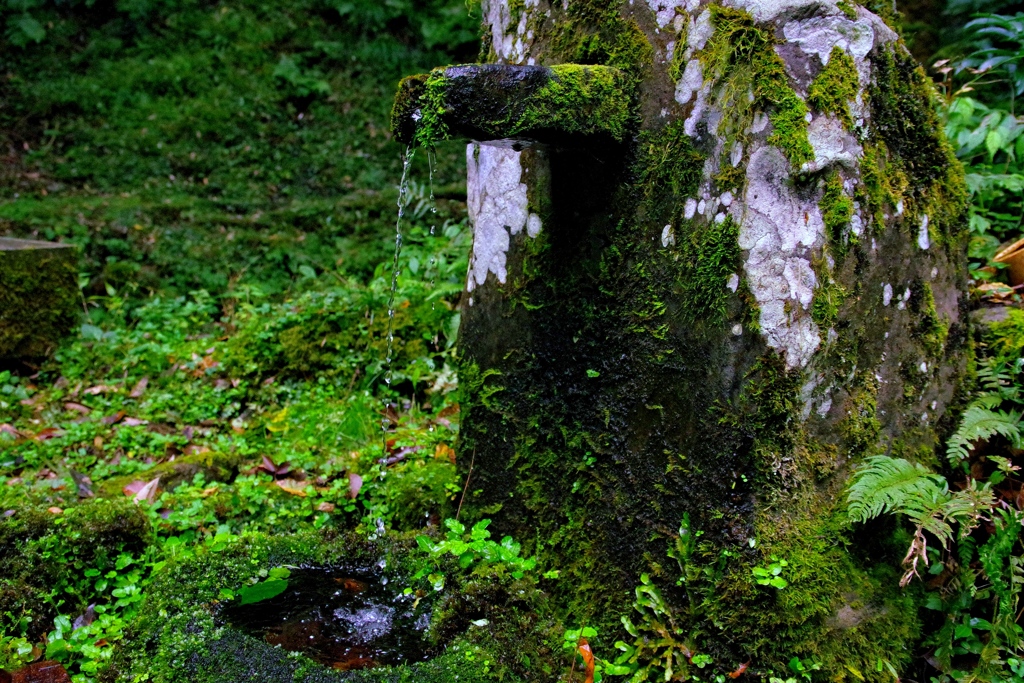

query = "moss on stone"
[807,46,859,129]
[637,119,704,202]
[910,281,949,358]
[0,499,151,642]
[0,239,80,360]
[868,45,967,249]
[714,162,746,193]
[681,215,740,324]
[837,0,859,19]
[839,376,882,458]
[821,171,854,260]
[701,6,813,168]
[811,266,846,330]
[105,530,555,683]
[401,63,633,146]
[551,0,653,84]
[96,450,242,498]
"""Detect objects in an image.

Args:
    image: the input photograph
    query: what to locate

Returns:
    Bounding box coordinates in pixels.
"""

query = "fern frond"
[847,456,949,524]
[916,482,996,547]
[946,406,1022,463]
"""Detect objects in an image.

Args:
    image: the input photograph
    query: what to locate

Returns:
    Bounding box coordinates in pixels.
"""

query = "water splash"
[426,146,439,308]
[381,146,415,462]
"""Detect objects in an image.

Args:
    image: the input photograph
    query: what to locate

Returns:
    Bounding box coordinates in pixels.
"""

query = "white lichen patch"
[483,0,538,64]
[917,214,930,250]
[674,59,704,105]
[662,224,676,247]
[724,0,838,23]
[645,0,687,29]
[465,143,542,291]
[882,282,893,306]
[782,15,875,72]
[802,115,862,173]
[733,145,823,369]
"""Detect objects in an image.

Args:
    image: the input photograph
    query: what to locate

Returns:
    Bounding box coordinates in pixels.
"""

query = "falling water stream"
[375,146,416,538]
[381,148,416,439]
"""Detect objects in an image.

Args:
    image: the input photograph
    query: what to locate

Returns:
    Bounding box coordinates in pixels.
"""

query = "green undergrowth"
[102,527,561,683]
[0,176,474,678]
[0,0,478,298]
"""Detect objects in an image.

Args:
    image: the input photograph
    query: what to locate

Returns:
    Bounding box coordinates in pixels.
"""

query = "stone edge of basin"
[390,63,632,147]
[0,237,77,251]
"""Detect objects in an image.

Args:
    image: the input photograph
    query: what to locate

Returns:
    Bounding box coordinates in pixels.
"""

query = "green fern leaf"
[946,406,1022,463]
[847,456,949,524]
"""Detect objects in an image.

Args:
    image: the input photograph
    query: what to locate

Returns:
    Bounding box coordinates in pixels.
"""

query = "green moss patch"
[821,171,855,260]
[395,63,633,146]
[807,46,860,128]
[701,6,813,168]
[0,240,79,360]
[681,216,740,324]
[106,530,555,683]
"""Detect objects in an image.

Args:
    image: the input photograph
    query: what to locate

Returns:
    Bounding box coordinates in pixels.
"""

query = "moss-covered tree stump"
[0,238,79,361]
[395,0,967,677]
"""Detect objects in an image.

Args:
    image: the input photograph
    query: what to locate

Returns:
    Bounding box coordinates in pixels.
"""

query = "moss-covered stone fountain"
[392,0,967,677]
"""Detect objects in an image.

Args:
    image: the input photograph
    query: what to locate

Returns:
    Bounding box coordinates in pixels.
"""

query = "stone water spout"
[393,0,968,674]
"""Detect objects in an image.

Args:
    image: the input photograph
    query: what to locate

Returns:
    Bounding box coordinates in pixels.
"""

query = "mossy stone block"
[0,237,79,360]
[391,63,631,146]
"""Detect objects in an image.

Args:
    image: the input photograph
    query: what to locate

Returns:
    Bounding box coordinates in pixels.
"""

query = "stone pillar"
[395,0,967,675]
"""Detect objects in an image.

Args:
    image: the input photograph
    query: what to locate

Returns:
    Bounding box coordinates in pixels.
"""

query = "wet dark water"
[222,568,433,671]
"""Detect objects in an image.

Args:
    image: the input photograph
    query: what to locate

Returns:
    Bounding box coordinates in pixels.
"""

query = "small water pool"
[221,567,434,671]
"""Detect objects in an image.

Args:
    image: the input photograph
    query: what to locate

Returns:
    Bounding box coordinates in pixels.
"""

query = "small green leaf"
[236,578,289,605]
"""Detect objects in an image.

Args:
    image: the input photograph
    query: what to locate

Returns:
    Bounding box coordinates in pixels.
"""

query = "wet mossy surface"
[0,499,152,643]
[700,6,813,168]
[391,63,632,147]
[103,530,558,683]
[0,239,79,361]
[807,46,860,129]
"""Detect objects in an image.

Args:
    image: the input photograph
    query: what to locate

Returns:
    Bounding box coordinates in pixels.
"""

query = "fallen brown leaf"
[258,455,291,477]
[275,478,308,496]
[101,411,126,425]
[64,402,91,414]
[347,472,363,499]
[728,662,750,679]
[316,501,336,513]
[577,638,595,683]
[2,659,71,683]
[435,443,456,463]
[47,507,63,515]
[129,377,149,398]
[132,477,161,505]
[0,423,20,437]
[84,384,117,395]
[33,428,65,442]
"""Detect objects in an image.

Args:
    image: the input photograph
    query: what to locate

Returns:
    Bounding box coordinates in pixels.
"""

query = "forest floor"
[4,0,1024,681]
[0,0,494,678]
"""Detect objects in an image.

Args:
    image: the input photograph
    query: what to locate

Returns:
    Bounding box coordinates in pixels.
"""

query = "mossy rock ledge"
[392,0,968,678]
[0,237,79,361]
[104,531,556,683]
